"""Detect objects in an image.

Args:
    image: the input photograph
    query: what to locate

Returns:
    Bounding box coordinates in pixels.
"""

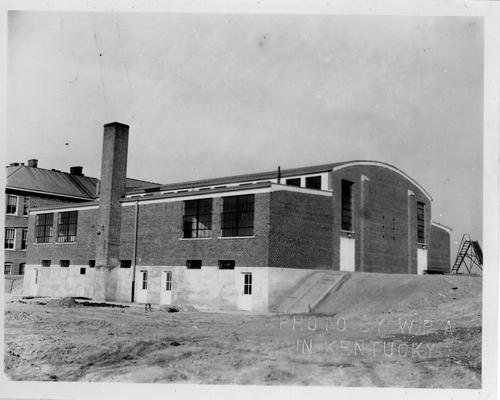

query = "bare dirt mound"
[47,297,79,307]
[315,273,482,317]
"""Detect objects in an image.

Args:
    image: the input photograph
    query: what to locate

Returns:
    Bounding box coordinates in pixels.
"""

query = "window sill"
[218,236,255,239]
[340,230,355,234]
[55,241,78,245]
[179,237,212,241]
[4,248,16,251]
[33,242,53,245]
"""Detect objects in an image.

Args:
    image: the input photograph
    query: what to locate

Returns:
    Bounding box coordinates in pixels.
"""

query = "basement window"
[57,211,78,243]
[80,268,86,275]
[218,260,235,270]
[285,178,301,187]
[120,260,132,268]
[183,199,212,238]
[88,260,95,268]
[60,260,70,268]
[35,213,54,243]
[42,260,51,267]
[186,260,202,269]
[4,263,12,275]
[305,176,322,190]
[341,180,354,231]
[221,194,254,237]
[417,202,425,243]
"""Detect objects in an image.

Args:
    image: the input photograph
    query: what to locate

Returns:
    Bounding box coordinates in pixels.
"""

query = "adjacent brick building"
[23,122,451,311]
[4,157,157,276]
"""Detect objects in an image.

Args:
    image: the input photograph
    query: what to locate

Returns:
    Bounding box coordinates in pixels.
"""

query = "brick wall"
[26,208,98,266]
[428,225,451,273]
[331,165,431,274]
[119,193,271,267]
[268,191,333,269]
[5,191,87,275]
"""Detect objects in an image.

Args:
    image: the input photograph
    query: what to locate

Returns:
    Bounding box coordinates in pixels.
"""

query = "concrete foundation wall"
[267,267,316,309]
[130,265,270,312]
[23,264,95,298]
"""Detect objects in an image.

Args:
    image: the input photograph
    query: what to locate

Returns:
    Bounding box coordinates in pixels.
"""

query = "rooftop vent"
[70,166,84,176]
[9,162,20,167]
[28,159,38,168]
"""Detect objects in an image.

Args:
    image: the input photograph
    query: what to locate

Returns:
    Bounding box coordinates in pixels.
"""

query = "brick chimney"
[70,166,83,176]
[28,159,38,168]
[93,122,129,301]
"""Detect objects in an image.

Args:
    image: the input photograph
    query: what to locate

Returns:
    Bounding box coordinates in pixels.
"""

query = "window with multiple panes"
[165,271,172,291]
[21,228,28,250]
[23,197,30,216]
[218,260,235,270]
[6,195,18,215]
[341,180,354,231]
[186,259,202,269]
[285,178,301,187]
[417,202,425,243]
[42,260,51,267]
[57,211,78,242]
[4,263,12,275]
[35,213,54,243]
[120,260,132,268]
[19,263,25,275]
[60,260,70,268]
[183,199,212,238]
[141,270,148,290]
[4,228,15,249]
[305,176,322,190]
[221,194,255,237]
[243,273,252,295]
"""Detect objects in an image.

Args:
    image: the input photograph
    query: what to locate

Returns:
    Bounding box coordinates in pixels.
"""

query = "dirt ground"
[3,273,481,387]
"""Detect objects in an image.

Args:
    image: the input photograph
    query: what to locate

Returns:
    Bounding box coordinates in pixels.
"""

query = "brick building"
[23,122,451,311]
[4,157,156,276]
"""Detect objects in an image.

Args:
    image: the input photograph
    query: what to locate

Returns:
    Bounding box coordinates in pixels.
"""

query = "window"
[19,263,25,275]
[285,178,301,187]
[417,202,425,243]
[4,263,12,275]
[21,229,28,250]
[186,260,202,269]
[35,213,54,243]
[89,260,95,268]
[80,268,86,275]
[341,180,354,231]
[221,194,255,237]
[60,260,70,268]
[305,176,322,190]
[42,260,51,267]
[218,260,235,270]
[4,228,15,249]
[243,273,252,295]
[141,271,148,290]
[57,211,78,243]
[6,195,18,215]
[165,271,172,291]
[23,197,30,216]
[183,199,212,238]
[120,260,132,268]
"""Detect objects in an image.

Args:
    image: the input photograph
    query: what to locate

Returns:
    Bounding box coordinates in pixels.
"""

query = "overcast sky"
[7,12,483,255]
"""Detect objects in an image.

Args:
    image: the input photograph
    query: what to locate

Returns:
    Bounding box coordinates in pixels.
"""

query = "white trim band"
[332,161,433,202]
[30,205,99,215]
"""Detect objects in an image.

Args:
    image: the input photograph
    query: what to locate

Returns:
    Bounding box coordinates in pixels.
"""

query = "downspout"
[131,200,139,302]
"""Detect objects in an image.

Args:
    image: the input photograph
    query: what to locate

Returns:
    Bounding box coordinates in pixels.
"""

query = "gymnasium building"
[22,122,451,311]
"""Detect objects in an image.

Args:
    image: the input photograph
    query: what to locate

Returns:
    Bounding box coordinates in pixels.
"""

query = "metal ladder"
[451,233,483,274]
